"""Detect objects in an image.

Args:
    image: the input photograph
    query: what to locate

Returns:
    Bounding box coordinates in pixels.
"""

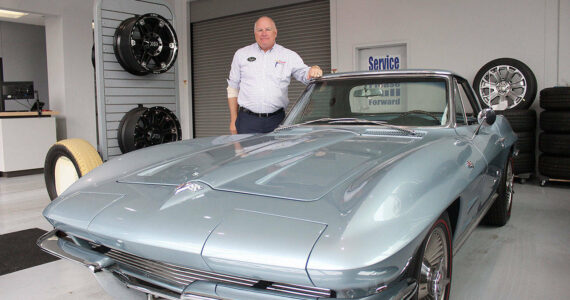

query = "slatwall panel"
[191,0,330,137]
[94,0,179,160]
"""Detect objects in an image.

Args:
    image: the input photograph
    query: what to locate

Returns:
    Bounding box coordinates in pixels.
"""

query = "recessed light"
[0,9,29,19]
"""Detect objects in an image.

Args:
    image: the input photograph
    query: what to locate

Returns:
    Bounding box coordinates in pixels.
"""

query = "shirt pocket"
[272,63,291,85]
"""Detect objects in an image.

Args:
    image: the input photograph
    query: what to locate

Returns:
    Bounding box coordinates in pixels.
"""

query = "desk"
[0,112,58,173]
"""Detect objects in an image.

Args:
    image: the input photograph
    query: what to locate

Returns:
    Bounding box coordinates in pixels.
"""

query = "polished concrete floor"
[0,174,569,299]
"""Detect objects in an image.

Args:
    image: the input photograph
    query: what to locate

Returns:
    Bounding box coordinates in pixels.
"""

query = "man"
[227,16,322,134]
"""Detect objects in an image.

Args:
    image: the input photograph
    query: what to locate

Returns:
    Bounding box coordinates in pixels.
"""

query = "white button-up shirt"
[227,43,310,113]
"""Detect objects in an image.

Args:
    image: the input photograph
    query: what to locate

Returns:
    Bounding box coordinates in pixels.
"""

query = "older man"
[226,16,322,134]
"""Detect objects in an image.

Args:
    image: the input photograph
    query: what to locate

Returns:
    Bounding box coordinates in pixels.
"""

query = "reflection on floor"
[1,174,569,299]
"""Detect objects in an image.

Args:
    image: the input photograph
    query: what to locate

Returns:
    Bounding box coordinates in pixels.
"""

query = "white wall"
[559,0,570,85]
[331,0,569,110]
[0,0,97,144]
[0,22,49,111]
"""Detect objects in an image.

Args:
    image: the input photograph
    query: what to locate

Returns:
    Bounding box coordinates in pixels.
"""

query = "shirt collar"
[256,43,279,53]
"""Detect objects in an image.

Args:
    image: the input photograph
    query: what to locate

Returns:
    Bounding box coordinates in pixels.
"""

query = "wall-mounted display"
[113,13,178,75]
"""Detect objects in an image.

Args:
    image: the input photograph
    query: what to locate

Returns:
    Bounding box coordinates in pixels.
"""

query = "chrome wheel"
[478,65,527,110]
[418,226,450,300]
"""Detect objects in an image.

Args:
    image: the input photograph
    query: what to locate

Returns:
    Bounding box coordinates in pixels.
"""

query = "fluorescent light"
[0,9,29,19]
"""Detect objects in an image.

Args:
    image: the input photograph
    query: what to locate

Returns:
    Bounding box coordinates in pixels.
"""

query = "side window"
[456,79,478,125]
[453,81,467,125]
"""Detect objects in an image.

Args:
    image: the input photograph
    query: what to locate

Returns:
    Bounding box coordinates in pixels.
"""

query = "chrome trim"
[106,249,258,287]
[319,69,454,80]
[37,230,113,272]
[106,248,334,298]
[39,230,334,299]
[453,193,498,254]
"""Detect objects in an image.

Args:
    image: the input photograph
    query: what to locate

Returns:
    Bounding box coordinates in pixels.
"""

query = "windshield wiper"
[276,117,416,135]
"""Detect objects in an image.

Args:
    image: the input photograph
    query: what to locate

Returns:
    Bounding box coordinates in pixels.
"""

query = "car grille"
[98,245,335,299]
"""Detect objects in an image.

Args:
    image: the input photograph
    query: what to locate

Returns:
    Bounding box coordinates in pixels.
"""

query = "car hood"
[117,128,425,201]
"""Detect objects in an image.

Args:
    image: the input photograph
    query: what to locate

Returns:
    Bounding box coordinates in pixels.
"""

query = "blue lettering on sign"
[368,99,401,105]
[368,55,400,71]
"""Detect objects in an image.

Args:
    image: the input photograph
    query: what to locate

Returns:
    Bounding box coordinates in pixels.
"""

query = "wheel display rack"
[93,0,179,161]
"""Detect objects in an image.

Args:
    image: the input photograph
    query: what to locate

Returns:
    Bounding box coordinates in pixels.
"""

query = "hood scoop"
[362,128,426,138]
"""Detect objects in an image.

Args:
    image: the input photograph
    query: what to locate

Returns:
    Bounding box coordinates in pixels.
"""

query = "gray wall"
[0,21,49,111]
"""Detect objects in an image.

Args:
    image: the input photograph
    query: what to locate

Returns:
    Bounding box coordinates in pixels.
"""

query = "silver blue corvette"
[39,70,516,300]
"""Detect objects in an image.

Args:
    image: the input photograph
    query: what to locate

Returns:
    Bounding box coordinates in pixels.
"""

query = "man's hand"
[229,121,237,135]
[307,65,323,79]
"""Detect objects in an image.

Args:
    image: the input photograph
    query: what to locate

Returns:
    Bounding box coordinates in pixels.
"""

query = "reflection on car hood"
[118,127,425,201]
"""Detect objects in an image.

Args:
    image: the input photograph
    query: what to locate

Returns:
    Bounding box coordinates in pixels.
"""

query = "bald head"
[254,16,277,52]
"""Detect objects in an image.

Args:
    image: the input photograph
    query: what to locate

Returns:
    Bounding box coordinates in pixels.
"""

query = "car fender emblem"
[466,161,474,169]
[175,181,203,194]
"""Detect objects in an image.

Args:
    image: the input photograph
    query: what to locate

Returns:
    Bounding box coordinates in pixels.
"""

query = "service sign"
[355,44,407,112]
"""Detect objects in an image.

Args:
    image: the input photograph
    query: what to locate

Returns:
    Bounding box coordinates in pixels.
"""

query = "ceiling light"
[0,9,29,19]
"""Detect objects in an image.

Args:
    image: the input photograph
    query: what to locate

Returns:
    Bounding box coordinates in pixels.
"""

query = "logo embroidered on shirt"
[247,57,256,62]
[275,60,286,67]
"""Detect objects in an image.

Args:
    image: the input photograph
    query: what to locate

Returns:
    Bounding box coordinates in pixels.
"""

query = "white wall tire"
[44,139,103,200]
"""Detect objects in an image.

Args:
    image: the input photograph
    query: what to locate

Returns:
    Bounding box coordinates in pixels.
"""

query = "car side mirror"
[472,108,496,139]
[477,108,496,126]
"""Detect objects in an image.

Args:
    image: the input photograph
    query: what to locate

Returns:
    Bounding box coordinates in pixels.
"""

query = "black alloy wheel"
[114,13,178,75]
[118,106,182,154]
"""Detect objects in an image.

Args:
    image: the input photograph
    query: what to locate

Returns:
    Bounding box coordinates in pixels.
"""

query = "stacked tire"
[497,110,537,179]
[472,58,539,180]
[538,87,570,185]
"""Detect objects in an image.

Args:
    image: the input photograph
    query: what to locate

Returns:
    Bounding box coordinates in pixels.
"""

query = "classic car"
[38,70,516,300]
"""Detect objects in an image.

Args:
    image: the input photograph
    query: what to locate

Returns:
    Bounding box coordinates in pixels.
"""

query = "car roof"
[320,69,455,80]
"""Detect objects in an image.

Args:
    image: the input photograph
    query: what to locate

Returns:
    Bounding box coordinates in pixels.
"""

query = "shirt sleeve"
[289,52,310,85]
[227,50,241,90]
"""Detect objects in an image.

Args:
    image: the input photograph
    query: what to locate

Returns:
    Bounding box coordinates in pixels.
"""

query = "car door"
[453,77,503,231]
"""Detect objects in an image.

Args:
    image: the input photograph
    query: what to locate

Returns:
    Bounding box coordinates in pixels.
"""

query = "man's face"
[254,17,277,51]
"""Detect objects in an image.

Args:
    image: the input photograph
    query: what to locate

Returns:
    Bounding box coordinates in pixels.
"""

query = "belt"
[239,107,284,117]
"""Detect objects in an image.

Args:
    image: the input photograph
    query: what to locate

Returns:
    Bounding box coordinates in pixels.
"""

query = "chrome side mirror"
[472,108,496,139]
[477,108,496,126]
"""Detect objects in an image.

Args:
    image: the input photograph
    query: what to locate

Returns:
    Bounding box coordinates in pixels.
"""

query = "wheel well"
[446,198,460,237]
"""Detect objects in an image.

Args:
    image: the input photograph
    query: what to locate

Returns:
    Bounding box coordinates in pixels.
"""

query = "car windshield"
[287,77,449,127]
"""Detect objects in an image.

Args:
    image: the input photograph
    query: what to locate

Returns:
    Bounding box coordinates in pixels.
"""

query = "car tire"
[496,109,536,132]
[416,212,452,300]
[540,87,570,110]
[473,58,537,110]
[539,111,570,133]
[44,139,103,200]
[539,155,570,180]
[539,133,570,156]
[515,131,535,153]
[483,155,514,226]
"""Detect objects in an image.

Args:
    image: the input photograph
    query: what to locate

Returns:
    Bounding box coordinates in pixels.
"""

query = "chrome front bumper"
[37,230,416,300]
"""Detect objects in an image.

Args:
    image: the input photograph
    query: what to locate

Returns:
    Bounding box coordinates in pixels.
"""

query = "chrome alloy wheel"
[478,65,528,110]
[505,159,514,213]
[418,226,450,300]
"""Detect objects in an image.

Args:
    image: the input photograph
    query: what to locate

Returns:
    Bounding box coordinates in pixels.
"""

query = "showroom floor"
[0,174,568,299]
